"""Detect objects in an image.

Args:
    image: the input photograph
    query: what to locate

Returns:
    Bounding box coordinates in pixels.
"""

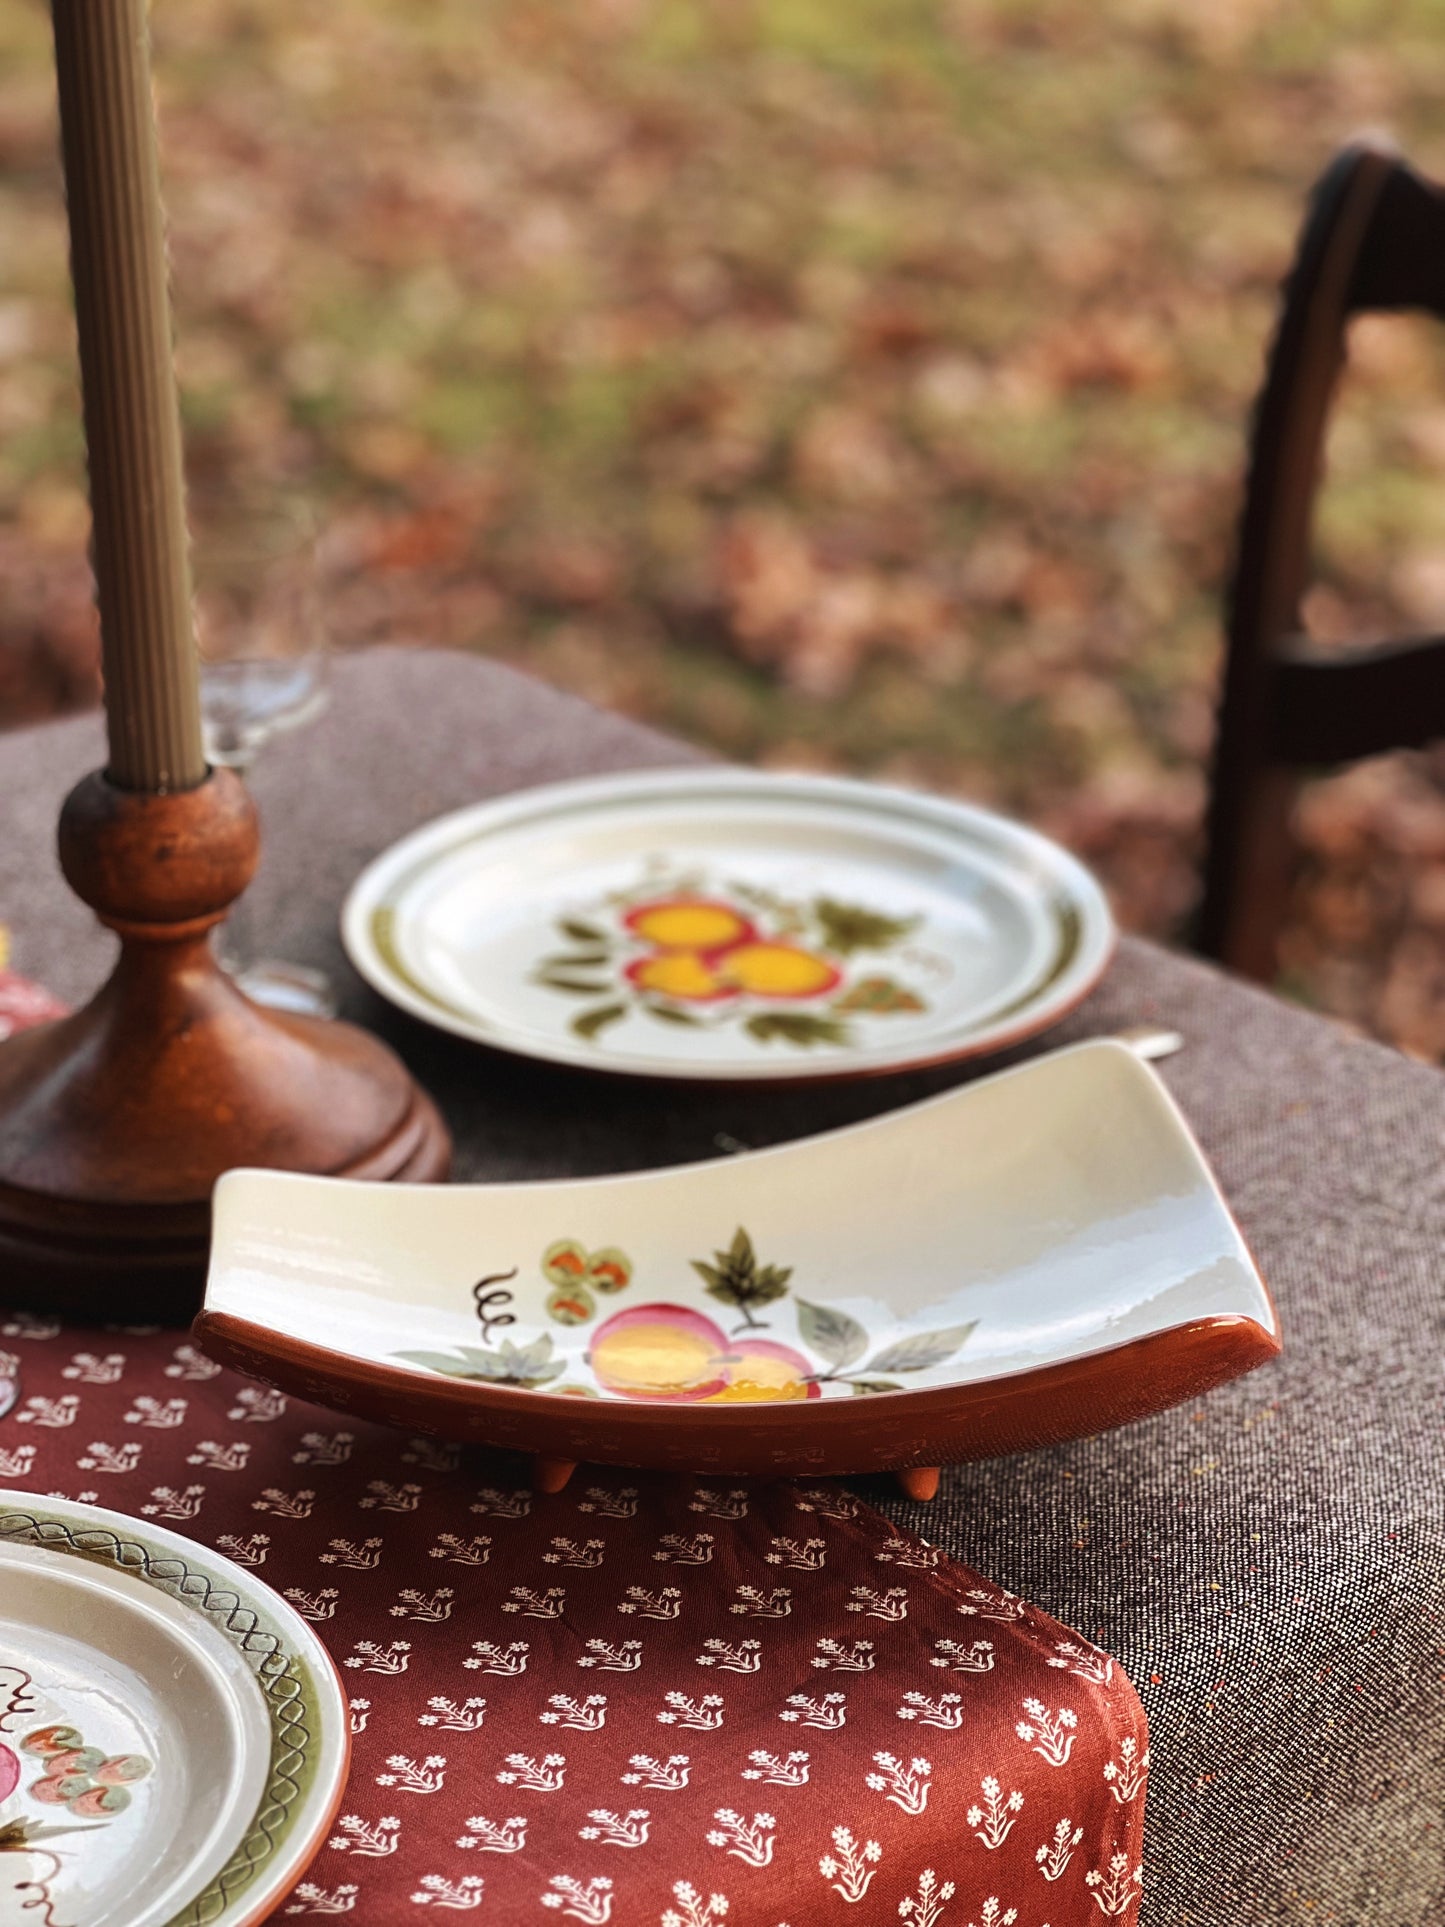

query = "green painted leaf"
[560,918,608,946]
[396,1335,566,1388]
[691,1227,790,1313]
[647,1004,704,1026]
[848,1378,902,1396]
[745,1012,850,1048]
[396,1347,499,1380]
[573,1003,627,1041]
[542,952,613,970]
[795,1298,868,1370]
[866,1322,978,1374]
[832,975,927,1015]
[812,898,920,957]
[536,972,613,995]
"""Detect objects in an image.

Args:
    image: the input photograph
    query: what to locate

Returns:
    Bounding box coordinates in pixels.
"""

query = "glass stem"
[213,752,253,977]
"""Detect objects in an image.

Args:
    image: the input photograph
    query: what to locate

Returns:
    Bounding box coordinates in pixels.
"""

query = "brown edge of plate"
[193,1307,1282,1479]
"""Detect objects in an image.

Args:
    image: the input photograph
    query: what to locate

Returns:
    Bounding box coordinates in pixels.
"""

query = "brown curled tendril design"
[0,1665,36,1734]
[472,1268,519,1343]
[9,1845,63,1927]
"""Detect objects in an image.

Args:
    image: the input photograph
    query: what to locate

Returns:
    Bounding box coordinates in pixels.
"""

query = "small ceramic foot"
[896,1465,941,1502]
[532,1455,578,1495]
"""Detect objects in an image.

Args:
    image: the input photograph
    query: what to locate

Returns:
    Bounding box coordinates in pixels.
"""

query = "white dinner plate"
[0,1495,349,1927]
[341,768,1115,1081]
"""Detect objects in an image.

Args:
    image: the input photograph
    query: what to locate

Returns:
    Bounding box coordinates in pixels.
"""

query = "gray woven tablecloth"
[1,648,1440,1926]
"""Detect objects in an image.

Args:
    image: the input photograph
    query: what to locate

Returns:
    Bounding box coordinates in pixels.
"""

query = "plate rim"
[340,765,1117,1083]
[0,1492,351,1927]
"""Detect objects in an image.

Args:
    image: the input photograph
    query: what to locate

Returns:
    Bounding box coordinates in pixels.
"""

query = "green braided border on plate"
[0,1508,323,1926]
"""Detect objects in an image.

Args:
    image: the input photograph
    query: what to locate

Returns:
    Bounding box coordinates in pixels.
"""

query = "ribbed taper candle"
[51,0,205,792]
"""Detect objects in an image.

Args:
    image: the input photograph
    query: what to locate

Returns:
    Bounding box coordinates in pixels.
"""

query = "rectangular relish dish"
[196,1040,1279,1479]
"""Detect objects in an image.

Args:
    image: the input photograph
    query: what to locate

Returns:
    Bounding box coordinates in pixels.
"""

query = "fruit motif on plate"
[532,870,939,1051]
[21,1726,152,1817]
[395,1226,978,1403]
[541,1240,634,1326]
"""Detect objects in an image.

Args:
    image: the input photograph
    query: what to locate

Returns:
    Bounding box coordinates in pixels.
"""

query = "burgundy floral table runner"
[0,1319,1146,1925]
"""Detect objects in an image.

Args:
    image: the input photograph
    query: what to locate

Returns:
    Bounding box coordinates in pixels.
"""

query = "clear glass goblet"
[193,492,337,1019]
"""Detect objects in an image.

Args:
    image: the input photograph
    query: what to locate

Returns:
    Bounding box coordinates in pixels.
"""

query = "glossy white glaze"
[341,768,1115,1081]
[207,1041,1275,1415]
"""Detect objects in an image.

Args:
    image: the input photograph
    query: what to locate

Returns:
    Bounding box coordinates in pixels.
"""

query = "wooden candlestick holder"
[0,765,450,1320]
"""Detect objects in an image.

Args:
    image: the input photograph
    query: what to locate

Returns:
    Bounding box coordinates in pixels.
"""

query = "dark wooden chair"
[1197,136,1445,980]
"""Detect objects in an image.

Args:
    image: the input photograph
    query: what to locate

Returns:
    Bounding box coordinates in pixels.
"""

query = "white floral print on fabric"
[1,1323,1148,1923]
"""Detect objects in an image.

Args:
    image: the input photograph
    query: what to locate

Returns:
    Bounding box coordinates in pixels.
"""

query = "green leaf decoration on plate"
[691,1226,793,1331]
[865,1322,978,1374]
[832,975,927,1015]
[535,971,613,995]
[397,1336,566,1388]
[793,1303,978,1393]
[648,1004,705,1026]
[559,918,608,947]
[812,898,919,956]
[795,1298,868,1371]
[744,1012,850,1048]
[573,1003,626,1041]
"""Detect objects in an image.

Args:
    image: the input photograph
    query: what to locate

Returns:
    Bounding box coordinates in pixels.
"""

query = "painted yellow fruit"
[625,951,735,1002]
[704,1338,820,1402]
[589,1304,729,1400]
[624,900,754,950]
[716,942,841,1000]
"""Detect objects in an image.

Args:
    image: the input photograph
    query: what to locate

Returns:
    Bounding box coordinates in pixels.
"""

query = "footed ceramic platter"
[340,768,1115,1081]
[197,1041,1280,1483]
[0,1496,349,1927]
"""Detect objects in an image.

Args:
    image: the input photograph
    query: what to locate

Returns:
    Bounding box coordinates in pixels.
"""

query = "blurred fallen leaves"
[3,0,1445,1053]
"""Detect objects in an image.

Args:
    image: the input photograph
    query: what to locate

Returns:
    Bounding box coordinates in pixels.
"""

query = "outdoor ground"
[4,0,1445,1053]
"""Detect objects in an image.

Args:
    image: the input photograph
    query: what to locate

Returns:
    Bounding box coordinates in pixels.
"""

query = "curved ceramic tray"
[0,1495,350,1927]
[341,768,1116,1082]
[197,1040,1280,1486]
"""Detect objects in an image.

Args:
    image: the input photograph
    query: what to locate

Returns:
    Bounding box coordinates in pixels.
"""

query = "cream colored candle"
[51,0,205,792]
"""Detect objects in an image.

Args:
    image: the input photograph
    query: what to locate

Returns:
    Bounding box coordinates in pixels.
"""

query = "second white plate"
[341,768,1115,1081]
[0,1495,350,1927]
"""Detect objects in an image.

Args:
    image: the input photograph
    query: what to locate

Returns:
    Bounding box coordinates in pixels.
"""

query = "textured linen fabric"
[0,1321,1147,1924]
[0,647,1440,1924]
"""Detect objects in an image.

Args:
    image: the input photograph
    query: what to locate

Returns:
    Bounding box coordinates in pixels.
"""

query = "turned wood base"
[0,767,450,1320]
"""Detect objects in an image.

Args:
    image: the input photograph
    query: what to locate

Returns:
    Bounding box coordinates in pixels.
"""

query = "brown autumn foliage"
[3,0,1445,1054]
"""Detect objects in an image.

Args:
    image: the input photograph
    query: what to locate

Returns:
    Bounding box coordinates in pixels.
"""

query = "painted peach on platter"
[623,899,755,951]
[623,951,737,1002]
[705,1337,820,1402]
[715,942,842,1000]
[0,1742,17,1804]
[589,1302,729,1401]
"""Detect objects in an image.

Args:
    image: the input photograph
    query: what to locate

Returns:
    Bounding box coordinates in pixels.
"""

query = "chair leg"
[1199,765,1301,982]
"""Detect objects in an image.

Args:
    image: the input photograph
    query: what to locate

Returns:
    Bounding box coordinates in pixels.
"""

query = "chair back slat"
[1198,140,1445,977]
[1271,634,1445,764]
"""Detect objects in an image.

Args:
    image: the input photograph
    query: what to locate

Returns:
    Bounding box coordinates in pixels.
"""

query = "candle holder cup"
[0,763,450,1319]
